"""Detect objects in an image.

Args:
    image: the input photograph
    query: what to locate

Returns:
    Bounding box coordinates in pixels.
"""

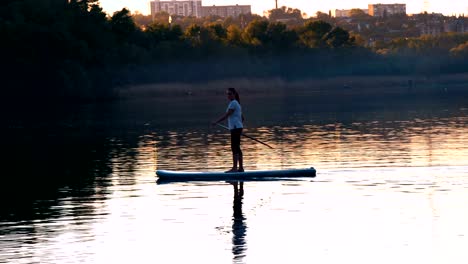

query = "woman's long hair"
[228,87,240,103]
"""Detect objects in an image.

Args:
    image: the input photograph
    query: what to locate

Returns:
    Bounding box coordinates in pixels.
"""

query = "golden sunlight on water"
[154,117,468,171]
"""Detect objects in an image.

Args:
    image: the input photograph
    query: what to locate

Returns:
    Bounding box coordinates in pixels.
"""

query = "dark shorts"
[230,128,243,155]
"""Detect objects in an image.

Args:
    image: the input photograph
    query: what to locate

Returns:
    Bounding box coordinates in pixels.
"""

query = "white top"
[226,100,243,130]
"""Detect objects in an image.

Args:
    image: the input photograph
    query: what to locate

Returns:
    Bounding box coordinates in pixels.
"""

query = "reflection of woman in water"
[231,181,247,262]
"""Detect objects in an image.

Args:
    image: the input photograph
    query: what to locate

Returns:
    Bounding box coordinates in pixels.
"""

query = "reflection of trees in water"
[0,107,164,262]
[231,182,247,263]
[0,106,143,224]
[1,135,112,233]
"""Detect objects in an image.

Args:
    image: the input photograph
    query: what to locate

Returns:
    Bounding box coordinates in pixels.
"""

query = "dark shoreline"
[117,73,468,99]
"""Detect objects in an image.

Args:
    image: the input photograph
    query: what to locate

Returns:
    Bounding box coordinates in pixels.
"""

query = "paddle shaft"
[216,124,274,149]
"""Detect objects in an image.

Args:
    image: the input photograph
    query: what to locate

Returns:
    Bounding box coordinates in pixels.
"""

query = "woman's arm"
[212,109,234,125]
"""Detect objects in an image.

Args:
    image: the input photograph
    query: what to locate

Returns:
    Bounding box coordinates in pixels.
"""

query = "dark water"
[1,89,468,264]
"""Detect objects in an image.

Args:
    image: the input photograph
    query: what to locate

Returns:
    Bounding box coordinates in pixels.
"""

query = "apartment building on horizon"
[150,0,202,18]
[334,9,369,18]
[150,0,251,19]
[202,4,251,18]
[368,3,406,17]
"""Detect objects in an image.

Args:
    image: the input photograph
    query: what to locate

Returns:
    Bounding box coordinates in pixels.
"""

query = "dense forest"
[2,0,468,102]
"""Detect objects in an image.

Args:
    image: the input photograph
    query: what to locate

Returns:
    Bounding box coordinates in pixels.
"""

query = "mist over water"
[1,85,467,264]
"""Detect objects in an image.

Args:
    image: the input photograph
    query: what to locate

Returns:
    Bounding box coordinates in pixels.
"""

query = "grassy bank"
[118,73,468,99]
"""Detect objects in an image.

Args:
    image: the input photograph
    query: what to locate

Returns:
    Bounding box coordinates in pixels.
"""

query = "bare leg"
[238,152,244,172]
[232,153,238,171]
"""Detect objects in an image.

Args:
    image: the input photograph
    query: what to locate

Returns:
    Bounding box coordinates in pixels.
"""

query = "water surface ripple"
[1,95,467,264]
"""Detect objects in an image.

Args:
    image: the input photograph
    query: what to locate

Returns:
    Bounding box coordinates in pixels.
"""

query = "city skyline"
[99,0,468,16]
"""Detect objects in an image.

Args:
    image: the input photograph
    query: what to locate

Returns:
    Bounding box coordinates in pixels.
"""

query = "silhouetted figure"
[212,88,245,173]
[230,181,246,263]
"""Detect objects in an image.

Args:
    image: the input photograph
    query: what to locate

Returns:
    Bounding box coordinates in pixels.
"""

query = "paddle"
[216,123,274,149]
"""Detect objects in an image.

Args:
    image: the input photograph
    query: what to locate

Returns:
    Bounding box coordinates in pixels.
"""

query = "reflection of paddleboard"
[156,167,316,182]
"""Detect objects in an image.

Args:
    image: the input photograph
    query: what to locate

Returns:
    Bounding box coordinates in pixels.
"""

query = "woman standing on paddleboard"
[212,88,244,173]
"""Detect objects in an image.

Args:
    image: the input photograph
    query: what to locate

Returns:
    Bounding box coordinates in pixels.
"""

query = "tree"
[297,20,332,48]
[450,41,468,57]
[266,22,297,50]
[147,22,170,40]
[325,27,352,47]
[132,12,152,27]
[152,11,171,24]
[349,9,369,19]
[69,0,100,12]
[110,8,137,42]
[268,6,302,22]
[316,11,335,24]
[207,23,227,41]
[242,19,269,46]
[226,24,243,46]
[350,33,366,46]
[185,24,202,46]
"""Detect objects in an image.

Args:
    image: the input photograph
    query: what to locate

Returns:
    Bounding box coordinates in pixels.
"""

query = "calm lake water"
[1,87,468,264]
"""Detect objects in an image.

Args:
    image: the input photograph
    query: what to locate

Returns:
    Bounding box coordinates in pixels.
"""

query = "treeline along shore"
[2,0,468,103]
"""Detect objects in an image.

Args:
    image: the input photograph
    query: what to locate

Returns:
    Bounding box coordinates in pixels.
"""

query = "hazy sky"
[99,0,468,16]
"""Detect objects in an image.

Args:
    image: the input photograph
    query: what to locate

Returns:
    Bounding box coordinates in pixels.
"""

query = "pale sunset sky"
[99,0,468,17]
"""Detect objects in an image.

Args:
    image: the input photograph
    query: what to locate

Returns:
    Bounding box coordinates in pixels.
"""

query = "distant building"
[150,0,202,18]
[202,4,251,18]
[444,18,467,33]
[419,22,444,36]
[415,15,467,36]
[368,3,406,17]
[334,9,351,18]
[150,0,251,18]
[334,9,369,18]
